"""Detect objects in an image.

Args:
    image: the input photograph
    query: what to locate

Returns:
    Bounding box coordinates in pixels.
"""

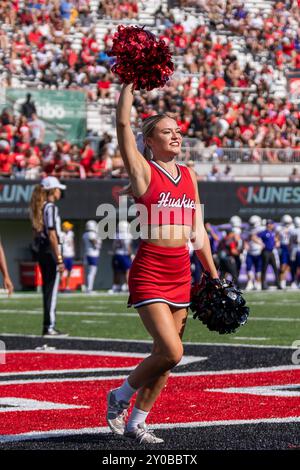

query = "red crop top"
[134,160,196,227]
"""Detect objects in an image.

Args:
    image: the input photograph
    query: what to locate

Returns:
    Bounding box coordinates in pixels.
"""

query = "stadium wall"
[1,179,300,290]
[0,220,115,291]
[0,179,299,220]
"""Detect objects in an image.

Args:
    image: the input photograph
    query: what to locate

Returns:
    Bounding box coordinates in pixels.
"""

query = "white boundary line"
[2,309,300,323]
[1,417,300,444]
[0,368,135,377]
[0,375,128,385]
[0,364,299,385]
[0,333,296,349]
[0,350,205,377]
[1,288,300,299]
[4,349,146,357]
[233,337,268,341]
[0,310,138,317]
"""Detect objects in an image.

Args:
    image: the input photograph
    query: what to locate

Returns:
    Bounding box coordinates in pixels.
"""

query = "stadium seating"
[0,0,300,179]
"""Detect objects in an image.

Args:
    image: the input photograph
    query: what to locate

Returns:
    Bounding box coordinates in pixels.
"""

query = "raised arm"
[116,84,150,197]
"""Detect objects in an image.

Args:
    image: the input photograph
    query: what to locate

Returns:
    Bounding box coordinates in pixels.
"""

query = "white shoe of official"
[124,423,164,444]
[290,282,299,290]
[245,281,254,291]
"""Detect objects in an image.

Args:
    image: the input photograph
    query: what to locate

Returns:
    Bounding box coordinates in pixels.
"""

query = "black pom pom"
[190,272,250,334]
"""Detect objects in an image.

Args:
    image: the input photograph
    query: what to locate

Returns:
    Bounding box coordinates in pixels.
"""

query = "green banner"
[3,88,86,144]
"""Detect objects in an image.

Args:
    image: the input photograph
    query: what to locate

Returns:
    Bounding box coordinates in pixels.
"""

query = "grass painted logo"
[237,186,300,205]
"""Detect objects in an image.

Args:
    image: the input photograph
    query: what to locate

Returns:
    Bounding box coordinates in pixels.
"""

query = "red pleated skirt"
[128,241,191,309]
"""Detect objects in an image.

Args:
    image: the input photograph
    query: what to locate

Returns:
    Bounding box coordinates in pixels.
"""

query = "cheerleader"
[106,83,219,444]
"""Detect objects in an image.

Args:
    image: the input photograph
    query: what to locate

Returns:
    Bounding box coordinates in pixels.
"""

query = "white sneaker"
[121,283,129,292]
[108,285,121,294]
[124,423,164,444]
[106,389,129,435]
[87,290,97,295]
[254,281,262,291]
[290,282,299,289]
[280,280,286,289]
[245,281,254,291]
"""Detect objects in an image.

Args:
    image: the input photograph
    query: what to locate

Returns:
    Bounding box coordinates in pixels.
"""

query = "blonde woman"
[0,238,13,296]
[106,84,219,444]
[30,176,68,336]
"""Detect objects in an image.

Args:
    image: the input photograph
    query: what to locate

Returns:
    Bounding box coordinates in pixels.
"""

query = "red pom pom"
[107,25,174,90]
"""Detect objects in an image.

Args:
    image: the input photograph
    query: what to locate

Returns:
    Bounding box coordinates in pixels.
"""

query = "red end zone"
[0,351,299,438]
[0,352,144,373]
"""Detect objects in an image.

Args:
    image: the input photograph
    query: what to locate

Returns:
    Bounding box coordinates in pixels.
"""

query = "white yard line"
[0,350,205,374]
[80,320,108,324]
[0,367,136,377]
[0,309,299,322]
[248,301,300,305]
[0,309,137,317]
[0,293,126,300]
[1,288,300,301]
[0,333,297,350]
[0,364,299,385]
[251,317,300,322]
[1,416,300,444]
[233,337,268,341]
[4,349,147,357]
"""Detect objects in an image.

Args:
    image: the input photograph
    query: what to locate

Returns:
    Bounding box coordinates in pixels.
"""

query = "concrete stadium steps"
[87,100,116,135]
[94,0,168,48]
[138,0,168,18]
[244,0,274,15]
[90,0,101,14]
[194,163,299,181]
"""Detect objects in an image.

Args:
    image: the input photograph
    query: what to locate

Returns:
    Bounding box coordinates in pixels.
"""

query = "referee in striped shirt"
[30,176,68,336]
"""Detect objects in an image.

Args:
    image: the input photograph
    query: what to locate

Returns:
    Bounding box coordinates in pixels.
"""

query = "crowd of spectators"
[99,0,138,20]
[0,1,138,99]
[130,0,300,162]
[0,102,127,179]
[132,76,300,162]
[0,0,300,178]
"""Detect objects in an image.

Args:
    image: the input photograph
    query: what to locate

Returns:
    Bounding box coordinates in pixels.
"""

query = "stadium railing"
[177,143,300,165]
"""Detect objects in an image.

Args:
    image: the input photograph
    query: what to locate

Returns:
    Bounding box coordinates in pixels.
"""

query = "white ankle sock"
[115,379,136,403]
[126,407,149,432]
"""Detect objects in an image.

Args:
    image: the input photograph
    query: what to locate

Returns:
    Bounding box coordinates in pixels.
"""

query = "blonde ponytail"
[122,113,177,196]
[29,185,47,232]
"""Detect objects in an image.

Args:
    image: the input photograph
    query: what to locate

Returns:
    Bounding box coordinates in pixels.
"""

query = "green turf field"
[0,291,299,346]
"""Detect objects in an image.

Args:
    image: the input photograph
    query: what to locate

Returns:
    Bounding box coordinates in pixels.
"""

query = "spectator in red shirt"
[80,141,94,173]
[97,74,111,99]
[90,152,113,178]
